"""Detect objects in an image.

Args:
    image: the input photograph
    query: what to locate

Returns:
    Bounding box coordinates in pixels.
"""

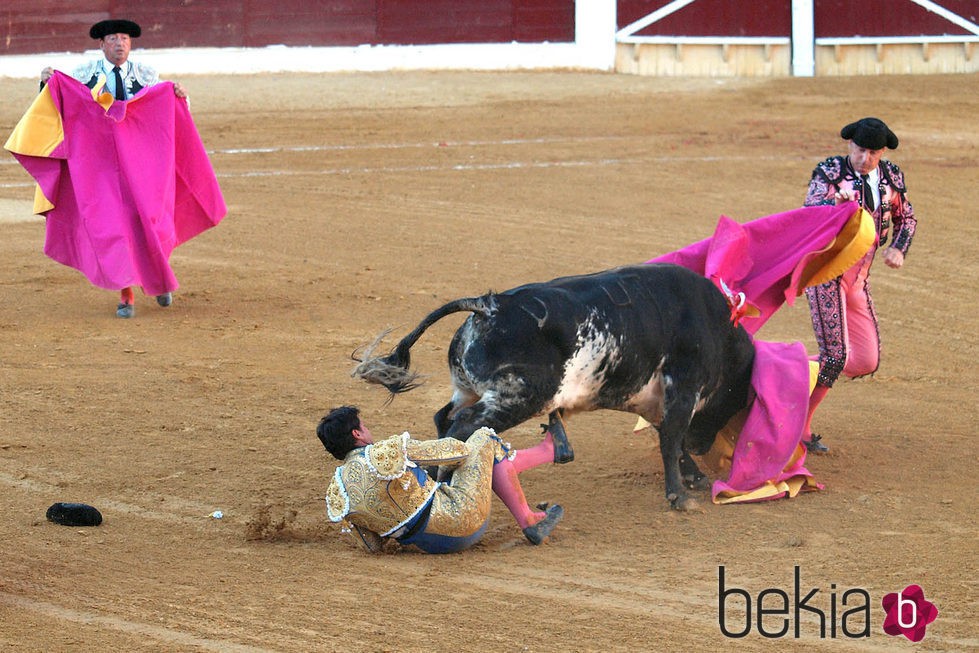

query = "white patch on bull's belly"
[548,320,621,412]
[623,367,711,425]
[624,357,667,426]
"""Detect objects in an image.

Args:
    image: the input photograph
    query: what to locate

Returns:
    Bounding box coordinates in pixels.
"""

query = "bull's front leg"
[659,431,699,511]
[541,410,574,464]
[659,395,701,511]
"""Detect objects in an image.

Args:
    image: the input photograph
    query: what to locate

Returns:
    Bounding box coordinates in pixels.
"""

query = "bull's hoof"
[683,473,711,491]
[668,493,701,512]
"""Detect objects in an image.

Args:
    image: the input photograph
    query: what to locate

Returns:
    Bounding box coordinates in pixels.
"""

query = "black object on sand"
[46,502,103,526]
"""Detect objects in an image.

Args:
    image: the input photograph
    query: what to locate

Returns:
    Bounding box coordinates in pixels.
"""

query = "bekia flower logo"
[882,584,938,642]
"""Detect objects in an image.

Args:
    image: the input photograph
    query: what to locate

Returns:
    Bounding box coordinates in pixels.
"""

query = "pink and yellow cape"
[4,71,226,295]
[639,204,875,503]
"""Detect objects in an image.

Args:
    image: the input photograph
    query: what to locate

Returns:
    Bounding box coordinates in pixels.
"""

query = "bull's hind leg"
[434,388,480,439]
[434,401,455,438]
[442,402,531,442]
[437,399,533,484]
[431,397,476,480]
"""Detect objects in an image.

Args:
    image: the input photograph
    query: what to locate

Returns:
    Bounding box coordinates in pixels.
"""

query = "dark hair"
[316,406,362,460]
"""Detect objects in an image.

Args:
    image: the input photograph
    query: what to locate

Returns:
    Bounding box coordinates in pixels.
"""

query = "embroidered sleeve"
[69,60,99,84]
[325,467,349,523]
[133,61,160,88]
[882,161,907,193]
[406,436,471,467]
[469,426,516,463]
[805,160,840,207]
[882,161,917,255]
[365,433,414,480]
[889,194,917,254]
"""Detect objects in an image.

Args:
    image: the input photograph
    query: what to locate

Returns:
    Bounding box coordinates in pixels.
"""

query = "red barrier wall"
[815,0,976,37]
[0,0,575,55]
[5,2,975,58]
[619,0,791,36]
[618,0,977,37]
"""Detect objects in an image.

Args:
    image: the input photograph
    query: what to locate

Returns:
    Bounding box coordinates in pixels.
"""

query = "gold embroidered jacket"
[326,432,483,539]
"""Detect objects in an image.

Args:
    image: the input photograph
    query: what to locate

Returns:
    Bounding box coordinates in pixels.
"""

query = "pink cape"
[5,71,226,295]
[709,340,818,502]
[647,205,873,502]
[648,204,871,336]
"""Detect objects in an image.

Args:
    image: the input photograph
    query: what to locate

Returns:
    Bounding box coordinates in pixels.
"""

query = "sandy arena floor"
[0,71,976,652]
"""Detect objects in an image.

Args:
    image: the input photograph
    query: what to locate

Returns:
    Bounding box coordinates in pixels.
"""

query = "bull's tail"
[351,295,495,395]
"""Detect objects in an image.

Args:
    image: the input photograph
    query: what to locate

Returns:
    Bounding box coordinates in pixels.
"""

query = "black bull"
[352,263,755,510]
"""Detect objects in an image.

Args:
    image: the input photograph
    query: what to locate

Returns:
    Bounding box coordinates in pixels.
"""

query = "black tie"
[112,65,126,100]
[861,175,875,212]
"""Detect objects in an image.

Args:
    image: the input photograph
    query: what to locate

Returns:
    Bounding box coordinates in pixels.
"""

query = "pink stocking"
[120,287,135,304]
[804,384,831,436]
[510,433,555,473]
[491,458,544,529]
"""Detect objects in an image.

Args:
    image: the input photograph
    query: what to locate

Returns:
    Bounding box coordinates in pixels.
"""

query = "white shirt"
[100,58,130,98]
[865,168,881,210]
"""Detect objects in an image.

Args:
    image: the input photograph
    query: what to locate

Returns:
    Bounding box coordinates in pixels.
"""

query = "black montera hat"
[840,117,898,150]
[90,19,141,40]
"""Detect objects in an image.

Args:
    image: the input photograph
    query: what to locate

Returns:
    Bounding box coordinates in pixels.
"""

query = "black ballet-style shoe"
[803,433,830,454]
[523,504,564,545]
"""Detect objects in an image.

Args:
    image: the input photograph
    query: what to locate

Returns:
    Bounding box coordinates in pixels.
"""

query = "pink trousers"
[805,250,881,387]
